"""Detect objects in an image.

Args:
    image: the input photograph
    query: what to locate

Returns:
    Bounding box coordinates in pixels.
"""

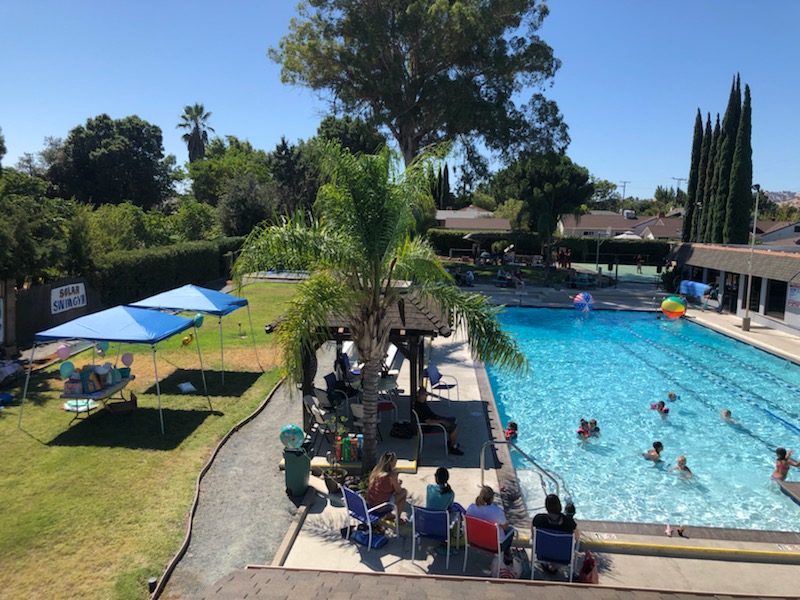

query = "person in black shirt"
[532,494,578,538]
[413,387,463,455]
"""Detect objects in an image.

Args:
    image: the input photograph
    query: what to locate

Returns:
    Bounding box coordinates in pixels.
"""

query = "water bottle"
[356,434,364,454]
[342,434,351,462]
[335,436,342,461]
[350,437,359,461]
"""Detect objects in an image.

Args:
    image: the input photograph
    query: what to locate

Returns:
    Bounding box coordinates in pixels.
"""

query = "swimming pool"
[487,308,800,532]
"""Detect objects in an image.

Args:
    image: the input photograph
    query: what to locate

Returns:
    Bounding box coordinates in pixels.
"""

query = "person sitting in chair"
[532,493,579,573]
[414,387,463,455]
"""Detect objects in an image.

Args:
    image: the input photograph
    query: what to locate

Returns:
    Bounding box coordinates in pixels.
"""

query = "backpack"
[389,421,415,439]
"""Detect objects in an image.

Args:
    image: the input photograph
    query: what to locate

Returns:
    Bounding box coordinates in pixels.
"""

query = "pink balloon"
[56,344,71,361]
[121,353,134,367]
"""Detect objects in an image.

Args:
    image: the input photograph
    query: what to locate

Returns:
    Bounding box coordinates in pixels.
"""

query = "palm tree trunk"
[358,358,382,471]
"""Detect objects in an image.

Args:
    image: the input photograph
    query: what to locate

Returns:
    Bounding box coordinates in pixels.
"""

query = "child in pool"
[644,441,664,462]
[720,409,738,424]
[504,421,518,441]
[667,391,679,401]
[588,419,600,437]
[650,400,669,417]
[669,455,693,478]
[772,448,800,481]
[577,419,590,439]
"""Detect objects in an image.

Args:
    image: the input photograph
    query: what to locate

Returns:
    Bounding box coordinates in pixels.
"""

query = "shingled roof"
[672,243,800,282]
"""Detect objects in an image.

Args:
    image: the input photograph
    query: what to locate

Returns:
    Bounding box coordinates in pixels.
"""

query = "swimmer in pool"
[720,409,738,424]
[577,419,590,439]
[650,400,669,418]
[644,441,664,462]
[771,447,799,481]
[588,419,600,437]
[669,455,693,478]
[667,391,678,401]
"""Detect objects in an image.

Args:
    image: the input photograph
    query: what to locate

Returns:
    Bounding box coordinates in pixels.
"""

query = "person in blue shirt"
[426,467,455,511]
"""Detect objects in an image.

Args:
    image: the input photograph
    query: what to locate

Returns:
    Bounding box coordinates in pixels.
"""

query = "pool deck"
[192,279,800,599]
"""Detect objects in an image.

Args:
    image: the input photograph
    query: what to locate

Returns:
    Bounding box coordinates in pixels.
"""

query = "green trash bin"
[284,447,311,497]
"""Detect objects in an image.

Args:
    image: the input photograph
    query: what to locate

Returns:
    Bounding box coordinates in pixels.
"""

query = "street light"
[742,184,761,332]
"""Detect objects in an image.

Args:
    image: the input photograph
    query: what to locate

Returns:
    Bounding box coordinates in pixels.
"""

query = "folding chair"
[410,504,460,569]
[303,395,336,453]
[412,409,448,456]
[424,363,460,404]
[462,514,504,573]
[341,485,397,551]
[350,403,382,440]
[531,527,578,582]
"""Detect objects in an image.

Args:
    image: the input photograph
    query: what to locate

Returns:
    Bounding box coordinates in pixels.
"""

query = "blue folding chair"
[341,485,397,551]
[424,363,460,404]
[410,504,460,569]
[531,527,578,581]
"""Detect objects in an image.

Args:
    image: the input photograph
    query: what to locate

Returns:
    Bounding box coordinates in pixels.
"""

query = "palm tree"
[177,103,214,162]
[232,142,528,469]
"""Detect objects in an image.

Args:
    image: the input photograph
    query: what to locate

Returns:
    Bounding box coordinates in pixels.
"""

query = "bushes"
[89,238,244,306]
[426,229,542,256]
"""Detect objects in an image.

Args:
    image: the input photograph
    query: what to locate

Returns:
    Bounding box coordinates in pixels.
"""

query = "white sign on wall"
[51,283,87,315]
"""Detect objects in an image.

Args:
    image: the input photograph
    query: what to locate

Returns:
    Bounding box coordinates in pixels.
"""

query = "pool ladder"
[479,440,568,499]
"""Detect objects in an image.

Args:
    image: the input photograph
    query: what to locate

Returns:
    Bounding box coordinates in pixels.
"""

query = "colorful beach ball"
[573,292,595,312]
[279,424,304,449]
[661,296,687,319]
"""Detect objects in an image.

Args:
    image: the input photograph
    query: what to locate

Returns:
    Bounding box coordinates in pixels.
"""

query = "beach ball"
[59,361,75,379]
[56,344,71,361]
[280,424,304,449]
[573,292,595,313]
[661,296,687,319]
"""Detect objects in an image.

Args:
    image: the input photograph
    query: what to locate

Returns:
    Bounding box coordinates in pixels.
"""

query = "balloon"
[280,424,305,449]
[573,292,595,313]
[661,296,687,319]
[194,313,204,328]
[56,344,71,361]
[121,353,134,367]
[59,361,75,379]
[97,341,110,353]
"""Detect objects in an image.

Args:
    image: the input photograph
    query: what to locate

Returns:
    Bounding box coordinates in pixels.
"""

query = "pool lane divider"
[581,536,800,565]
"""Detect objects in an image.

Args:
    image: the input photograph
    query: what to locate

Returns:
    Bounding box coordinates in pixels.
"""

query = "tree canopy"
[187,136,271,206]
[48,114,175,208]
[270,0,567,166]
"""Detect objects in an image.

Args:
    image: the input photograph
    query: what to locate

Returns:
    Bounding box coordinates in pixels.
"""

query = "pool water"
[487,308,800,532]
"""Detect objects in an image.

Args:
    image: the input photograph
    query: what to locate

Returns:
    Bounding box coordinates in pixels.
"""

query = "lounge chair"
[424,363,460,404]
[531,527,578,582]
[341,485,397,551]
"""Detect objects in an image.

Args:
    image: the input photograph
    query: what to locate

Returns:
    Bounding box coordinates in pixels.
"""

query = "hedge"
[426,229,542,256]
[89,237,245,306]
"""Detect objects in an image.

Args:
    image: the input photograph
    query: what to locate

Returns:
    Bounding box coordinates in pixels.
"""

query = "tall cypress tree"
[683,109,704,241]
[701,115,721,243]
[692,114,712,241]
[710,76,741,243]
[724,84,753,243]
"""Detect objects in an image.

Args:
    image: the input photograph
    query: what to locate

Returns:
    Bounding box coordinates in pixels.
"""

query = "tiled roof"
[672,243,800,281]
[443,217,510,231]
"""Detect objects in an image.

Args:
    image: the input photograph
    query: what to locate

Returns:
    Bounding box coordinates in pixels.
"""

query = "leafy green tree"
[683,109,704,241]
[494,197,529,231]
[232,143,527,468]
[48,114,175,208]
[86,202,170,256]
[266,137,321,213]
[170,197,219,241]
[587,178,619,211]
[188,136,271,206]
[709,75,741,243]
[701,115,721,242]
[724,84,753,244]
[177,103,215,163]
[271,0,567,166]
[317,115,386,155]
[217,173,277,236]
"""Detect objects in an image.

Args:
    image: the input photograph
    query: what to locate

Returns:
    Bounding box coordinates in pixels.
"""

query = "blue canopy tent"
[18,306,211,434]
[130,284,262,385]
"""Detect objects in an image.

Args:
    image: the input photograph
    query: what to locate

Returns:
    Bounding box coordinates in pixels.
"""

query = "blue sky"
[2,1,798,200]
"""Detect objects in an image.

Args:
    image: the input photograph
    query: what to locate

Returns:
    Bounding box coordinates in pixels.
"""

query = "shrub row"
[89,237,245,306]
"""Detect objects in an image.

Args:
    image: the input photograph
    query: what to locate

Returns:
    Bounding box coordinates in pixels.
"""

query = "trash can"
[284,447,311,497]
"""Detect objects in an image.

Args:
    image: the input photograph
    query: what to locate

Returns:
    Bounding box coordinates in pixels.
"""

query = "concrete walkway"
[161,279,800,599]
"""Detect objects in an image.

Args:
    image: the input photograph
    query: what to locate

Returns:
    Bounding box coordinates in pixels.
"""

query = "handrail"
[479,440,559,497]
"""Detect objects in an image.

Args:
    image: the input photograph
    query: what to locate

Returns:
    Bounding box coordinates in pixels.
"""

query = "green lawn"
[0,282,295,600]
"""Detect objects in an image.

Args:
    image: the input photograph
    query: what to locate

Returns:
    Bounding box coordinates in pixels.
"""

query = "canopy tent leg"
[194,324,212,411]
[218,317,224,386]
[17,343,37,428]
[246,305,263,372]
[152,346,164,435]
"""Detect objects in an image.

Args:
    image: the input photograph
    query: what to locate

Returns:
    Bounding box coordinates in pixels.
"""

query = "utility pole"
[619,180,630,208]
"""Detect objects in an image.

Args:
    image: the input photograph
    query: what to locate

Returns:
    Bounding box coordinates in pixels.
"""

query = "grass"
[0,282,295,600]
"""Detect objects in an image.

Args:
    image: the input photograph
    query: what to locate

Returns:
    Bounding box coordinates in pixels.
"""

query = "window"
[765,279,787,320]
